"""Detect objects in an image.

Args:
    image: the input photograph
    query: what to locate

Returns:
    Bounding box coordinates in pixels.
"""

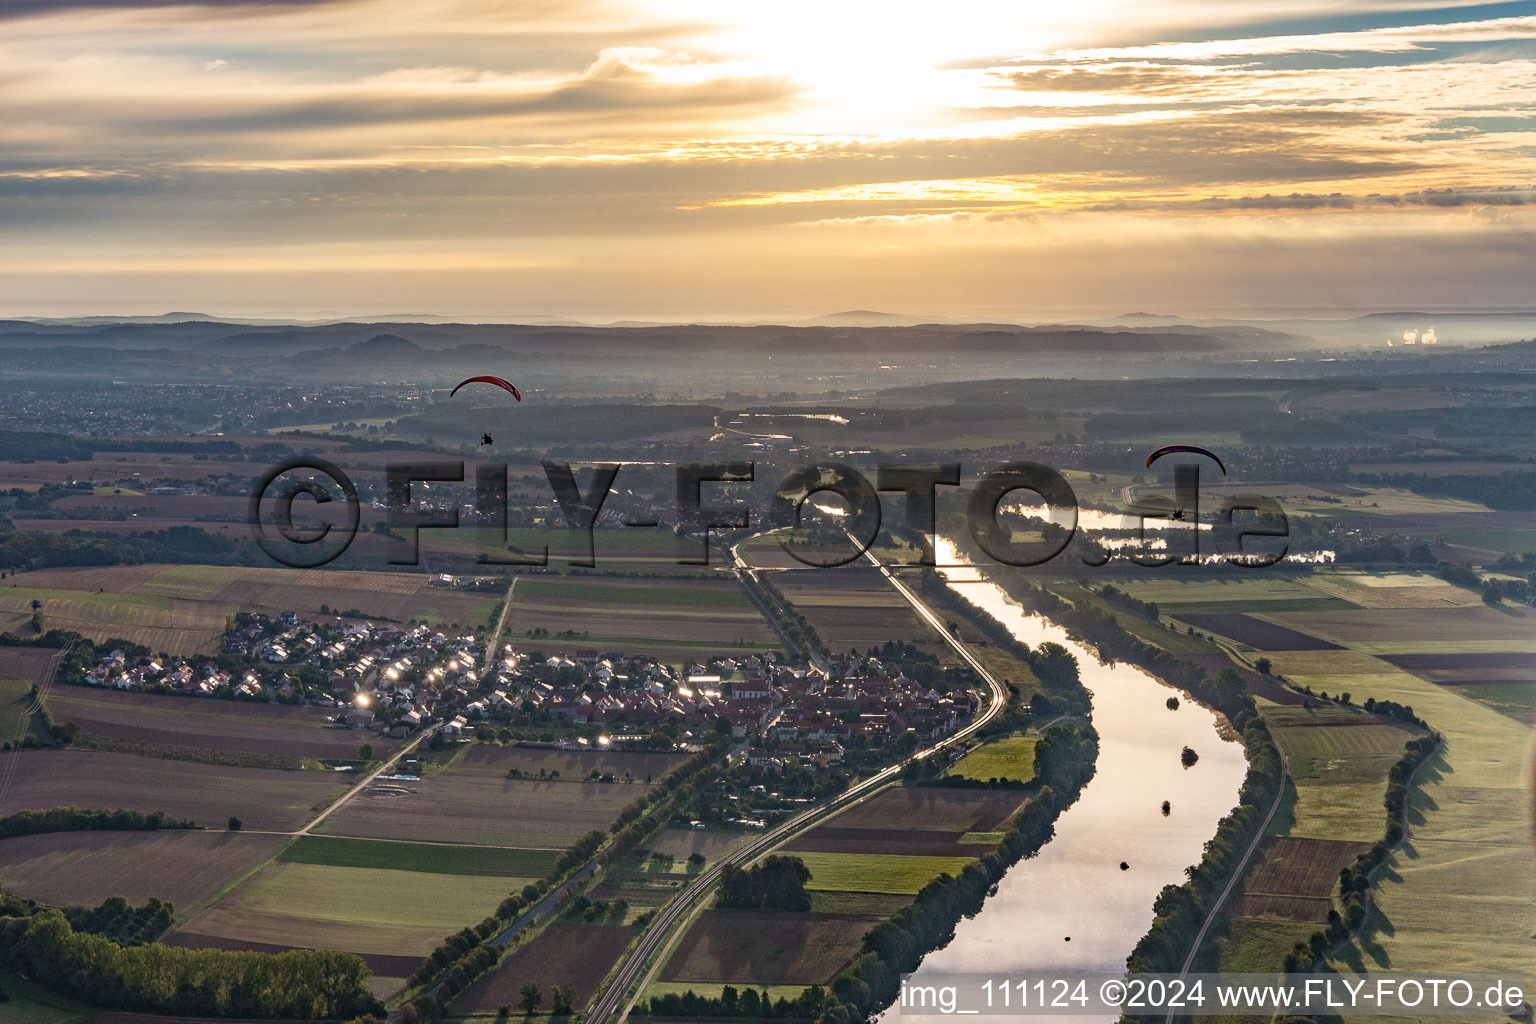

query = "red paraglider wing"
[450,375,521,401]
[1146,444,1226,475]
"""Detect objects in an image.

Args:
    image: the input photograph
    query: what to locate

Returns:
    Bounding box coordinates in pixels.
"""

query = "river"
[885,538,1249,1024]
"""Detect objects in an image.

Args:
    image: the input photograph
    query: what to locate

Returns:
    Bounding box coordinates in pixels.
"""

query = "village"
[71,610,981,769]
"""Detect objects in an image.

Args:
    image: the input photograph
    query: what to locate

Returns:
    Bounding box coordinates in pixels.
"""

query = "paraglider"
[1146,444,1225,475]
[450,375,521,401]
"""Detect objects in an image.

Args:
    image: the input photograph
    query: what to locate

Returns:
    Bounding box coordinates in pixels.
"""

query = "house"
[343,707,376,729]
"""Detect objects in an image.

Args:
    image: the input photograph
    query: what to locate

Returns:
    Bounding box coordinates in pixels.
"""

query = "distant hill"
[346,333,424,357]
[798,310,951,327]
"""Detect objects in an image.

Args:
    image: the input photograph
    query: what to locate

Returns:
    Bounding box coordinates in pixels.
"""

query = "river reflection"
[885,539,1247,1024]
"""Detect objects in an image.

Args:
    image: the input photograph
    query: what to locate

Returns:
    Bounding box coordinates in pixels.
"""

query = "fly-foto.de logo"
[248,452,1288,571]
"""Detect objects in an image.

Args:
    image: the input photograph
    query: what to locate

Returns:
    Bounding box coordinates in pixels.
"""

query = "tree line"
[0,806,197,840]
[0,907,381,1019]
[1287,732,1442,973]
[717,855,812,912]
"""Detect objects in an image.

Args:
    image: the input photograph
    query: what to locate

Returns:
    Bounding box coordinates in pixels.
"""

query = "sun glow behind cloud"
[0,0,1532,316]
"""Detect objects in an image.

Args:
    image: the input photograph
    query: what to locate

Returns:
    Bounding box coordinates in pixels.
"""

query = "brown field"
[502,575,782,658]
[45,686,398,760]
[0,829,286,911]
[1270,605,1531,647]
[1381,652,1535,675]
[457,923,637,1013]
[1240,837,1368,898]
[786,826,977,858]
[54,494,251,519]
[1225,893,1334,923]
[661,909,875,985]
[828,786,1028,833]
[645,827,756,864]
[451,744,682,781]
[2,562,499,643]
[769,568,953,661]
[1174,613,1341,651]
[13,518,253,536]
[0,749,349,831]
[0,646,61,682]
[316,771,647,848]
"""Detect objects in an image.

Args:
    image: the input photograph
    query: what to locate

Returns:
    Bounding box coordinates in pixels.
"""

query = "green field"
[278,835,560,877]
[175,861,532,957]
[791,851,976,894]
[1251,575,1536,994]
[0,974,91,1024]
[1105,577,1358,614]
[945,735,1037,783]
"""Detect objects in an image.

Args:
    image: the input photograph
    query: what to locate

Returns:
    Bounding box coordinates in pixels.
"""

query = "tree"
[551,985,577,1016]
[227,815,242,831]
[519,982,543,1016]
[687,852,706,870]
[1254,657,1272,675]
[358,743,374,761]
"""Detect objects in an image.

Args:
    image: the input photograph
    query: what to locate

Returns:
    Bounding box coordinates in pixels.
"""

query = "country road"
[483,577,518,675]
[586,543,1011,1024]
[296,730,427,837]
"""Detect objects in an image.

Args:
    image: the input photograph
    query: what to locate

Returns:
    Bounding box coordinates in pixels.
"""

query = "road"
[483,577,518,675]
[727,533,829,674]
[587,545,1010,1024]
[296,730,427,837]
[1164,745,1288,1024]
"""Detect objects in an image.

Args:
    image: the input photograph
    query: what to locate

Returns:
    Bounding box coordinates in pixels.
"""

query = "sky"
[1,0,1533,319]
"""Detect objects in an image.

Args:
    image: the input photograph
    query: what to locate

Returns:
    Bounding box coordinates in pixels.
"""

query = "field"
[1215,569,1536,991]
[945,735,1036,783]
[0,830,287,912]
[449,744,682,782]
[786,826,981,858]
[0,749,349,831]
[277,835,560,877]
[456,922,638,1014]
[825,786,1030,833]
[45,686,396,761]
[660,909,876,985]
[1266,604,1536,655]
[1173,613,1343,651]
[316,769,649,848]
[0,974,92,1024]
[1225,837,1369,924]
[0,563,502,655]
[502,573,782,660]
[1108,577,1358,614]
[759,567,955,662]
[173,861,530,966]
[428,526,723,579]
[644,827,756,865]
[790,851,977,894]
